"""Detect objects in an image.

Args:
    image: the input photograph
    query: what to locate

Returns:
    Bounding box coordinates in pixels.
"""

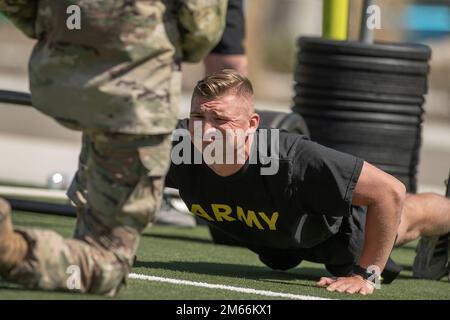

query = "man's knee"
[396,193,426,246]
[258,252,303,271]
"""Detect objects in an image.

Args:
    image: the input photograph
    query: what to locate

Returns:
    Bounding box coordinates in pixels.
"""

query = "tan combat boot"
[0,197,28,275]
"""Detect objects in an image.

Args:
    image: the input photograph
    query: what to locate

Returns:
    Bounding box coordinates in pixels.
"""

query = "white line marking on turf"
[129,273,333,300]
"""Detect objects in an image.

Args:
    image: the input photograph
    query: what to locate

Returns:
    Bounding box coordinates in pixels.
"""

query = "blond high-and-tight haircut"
[193,69,254,103]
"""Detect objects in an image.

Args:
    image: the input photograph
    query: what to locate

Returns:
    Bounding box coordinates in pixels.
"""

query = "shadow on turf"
[134,260,328,286]
[141,233,213,245]
[0,281,107,298]
[399,264,413,272]
[0,282,25,291]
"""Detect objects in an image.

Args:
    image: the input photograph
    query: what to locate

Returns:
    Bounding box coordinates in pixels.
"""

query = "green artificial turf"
[0,211,449,300]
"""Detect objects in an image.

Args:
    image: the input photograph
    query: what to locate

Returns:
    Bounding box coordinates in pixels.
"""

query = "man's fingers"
[346,285,360,294]
[335,283,353,293]
[317,276,376,295]
[327,282,348,292]
[358,284,374,296]
[325,280,376,295]
[326,280,343,291]
[316,277,335,287]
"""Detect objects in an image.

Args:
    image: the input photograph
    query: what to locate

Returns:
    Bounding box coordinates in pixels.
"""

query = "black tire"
[295,107,422,125]
[295,75,427,97]
[375,164,418,175]
[302,117,420,135]
[411,136,423,169]
[298,37,432,61]
[257,110,310,137]
[296,65,428,87]
[295,67,428,96]
[298,52,430,75]
[315,140,415,166]
[304,125,419,149]
[298,118,422,148]
[296,118,421,132]
[294,86,425,105]
[294,97,424,116]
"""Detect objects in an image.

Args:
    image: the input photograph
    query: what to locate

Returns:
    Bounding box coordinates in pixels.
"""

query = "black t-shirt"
[165,120,364,250]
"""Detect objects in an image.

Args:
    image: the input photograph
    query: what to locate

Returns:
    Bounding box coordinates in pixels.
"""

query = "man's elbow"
[388,179,407,223]
[369,176,406,222]
[391,178,406,204]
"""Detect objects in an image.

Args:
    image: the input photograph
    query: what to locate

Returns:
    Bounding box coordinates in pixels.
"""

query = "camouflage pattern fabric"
[5,131,172,295]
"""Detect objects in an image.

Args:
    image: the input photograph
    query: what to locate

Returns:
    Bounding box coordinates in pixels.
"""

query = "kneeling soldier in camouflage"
[0,0,227,295]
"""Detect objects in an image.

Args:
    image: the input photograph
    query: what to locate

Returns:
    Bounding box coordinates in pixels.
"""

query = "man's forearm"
[358,197,404,272]
[318,162,407,295]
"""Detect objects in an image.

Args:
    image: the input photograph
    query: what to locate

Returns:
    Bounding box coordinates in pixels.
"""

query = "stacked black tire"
[293,37,432,193]
[257,110,310,137]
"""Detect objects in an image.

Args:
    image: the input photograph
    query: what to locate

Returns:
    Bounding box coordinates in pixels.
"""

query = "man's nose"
[203,121,223,142]
[202,120,215,134]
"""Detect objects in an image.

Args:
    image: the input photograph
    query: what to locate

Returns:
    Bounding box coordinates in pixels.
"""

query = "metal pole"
[359,0,375,43]
[5,197,76,217]
[0,89,32,106]
[322,0,349,40]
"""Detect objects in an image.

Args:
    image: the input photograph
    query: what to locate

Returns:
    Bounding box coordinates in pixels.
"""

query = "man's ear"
[248,112,260,133]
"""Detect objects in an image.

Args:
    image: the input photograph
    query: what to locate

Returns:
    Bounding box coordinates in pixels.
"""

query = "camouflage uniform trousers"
[3,128,172,296]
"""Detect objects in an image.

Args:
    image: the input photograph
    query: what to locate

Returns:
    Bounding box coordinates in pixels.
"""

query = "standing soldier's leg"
[204,0,248,76]
[0,130,172,295]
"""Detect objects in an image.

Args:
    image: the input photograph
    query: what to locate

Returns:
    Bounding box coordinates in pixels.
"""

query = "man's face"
[189,93,258,163]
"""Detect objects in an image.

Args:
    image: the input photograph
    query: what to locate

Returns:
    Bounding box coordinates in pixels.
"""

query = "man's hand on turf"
[316,275,375,295]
